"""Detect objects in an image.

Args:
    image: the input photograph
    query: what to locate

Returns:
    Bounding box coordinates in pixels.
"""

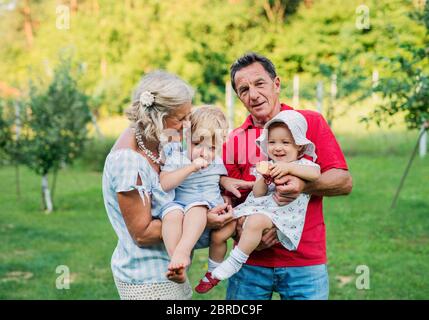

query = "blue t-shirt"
[161,142,227,206]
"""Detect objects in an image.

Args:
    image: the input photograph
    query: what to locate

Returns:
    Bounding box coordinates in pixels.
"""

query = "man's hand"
[233,217,246,240]
[220,176,254,198]
[273,175,306,206]
[269,162,290,179]
[222,194,233,205]
[255,228,279,251]
[234,217,279,250]
[207,203,235,230]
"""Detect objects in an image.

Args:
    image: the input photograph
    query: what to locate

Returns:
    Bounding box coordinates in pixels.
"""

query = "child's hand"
[256,161,272,184]
[256,161,270,175]
[269,162,290,179]
[192,157,209,171]
[262,173,272,185]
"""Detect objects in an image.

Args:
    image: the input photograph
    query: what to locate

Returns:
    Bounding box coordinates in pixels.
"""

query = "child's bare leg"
[237,214,273,255]
[212,214,273,281]
[162,209,184,257]
[163,210,188,284]
[209,220,237,262]
[169,205,207,271]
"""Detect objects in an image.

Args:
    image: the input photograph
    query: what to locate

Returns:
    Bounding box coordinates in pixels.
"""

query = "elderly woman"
[102,70,251,300]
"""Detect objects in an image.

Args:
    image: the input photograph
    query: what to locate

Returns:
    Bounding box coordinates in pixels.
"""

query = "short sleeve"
[161,151,186,172]
[300,110,348,173]
[295,158,321,169]
[161,142,189,172]
[108,149,152,199]
[162,141,182,158]
[209,156,228,176]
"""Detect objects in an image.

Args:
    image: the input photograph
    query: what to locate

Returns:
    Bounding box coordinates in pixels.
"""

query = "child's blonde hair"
[190,105,228,154]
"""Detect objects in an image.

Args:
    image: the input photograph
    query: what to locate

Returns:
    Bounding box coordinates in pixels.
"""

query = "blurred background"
[0,0,428,299]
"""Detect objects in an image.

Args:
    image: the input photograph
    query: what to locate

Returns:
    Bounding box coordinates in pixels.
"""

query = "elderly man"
[221,52,352,300]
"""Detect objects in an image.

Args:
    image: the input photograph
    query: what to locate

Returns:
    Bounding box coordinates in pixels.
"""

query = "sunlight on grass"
[1,136,428,299]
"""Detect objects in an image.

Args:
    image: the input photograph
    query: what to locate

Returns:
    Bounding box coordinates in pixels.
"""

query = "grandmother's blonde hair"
[190,105,228,154]
[125,70,194,142]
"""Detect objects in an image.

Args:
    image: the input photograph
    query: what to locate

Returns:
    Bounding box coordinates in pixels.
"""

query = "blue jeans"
[226,263,329,300]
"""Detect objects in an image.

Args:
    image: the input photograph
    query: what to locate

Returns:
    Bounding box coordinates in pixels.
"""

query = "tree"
[0,98,13,163]
[21,57,91,212]
[261,0,302,25]
[363,2,429,129]
[318,51,370,126]
[0,0,425,121]
[0,97,26,197]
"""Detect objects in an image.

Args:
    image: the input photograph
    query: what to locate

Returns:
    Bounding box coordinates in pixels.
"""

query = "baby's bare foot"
[166,267,187,284]
[168,250,191,272]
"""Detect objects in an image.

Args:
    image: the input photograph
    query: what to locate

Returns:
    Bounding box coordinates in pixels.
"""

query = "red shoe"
[195,272,220,294]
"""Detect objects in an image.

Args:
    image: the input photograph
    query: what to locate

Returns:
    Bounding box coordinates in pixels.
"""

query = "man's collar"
[239,103,293,130]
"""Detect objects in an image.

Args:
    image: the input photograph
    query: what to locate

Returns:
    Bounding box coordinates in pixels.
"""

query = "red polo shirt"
[222,104,348,267]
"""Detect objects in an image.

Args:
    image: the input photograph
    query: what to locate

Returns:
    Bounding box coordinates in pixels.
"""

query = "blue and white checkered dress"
[102,148,174,284]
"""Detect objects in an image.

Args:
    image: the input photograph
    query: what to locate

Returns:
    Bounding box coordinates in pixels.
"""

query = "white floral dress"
[233,158,319,251]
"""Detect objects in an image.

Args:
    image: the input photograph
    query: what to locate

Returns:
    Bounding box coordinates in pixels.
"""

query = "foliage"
[78,137,115,172]
[21,57,92,176]
[317,51,371,125]
[0,99,12,161]
[0,98,26,166]
[362,1,429,129]
[0,0,426,121]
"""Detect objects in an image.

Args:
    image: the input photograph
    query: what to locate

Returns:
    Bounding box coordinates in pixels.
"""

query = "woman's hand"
[269,162,290,179]
[207,203,235,229]
[220,176,255,198]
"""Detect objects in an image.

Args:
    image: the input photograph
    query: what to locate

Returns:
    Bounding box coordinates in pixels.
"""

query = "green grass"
[1,131,428,299]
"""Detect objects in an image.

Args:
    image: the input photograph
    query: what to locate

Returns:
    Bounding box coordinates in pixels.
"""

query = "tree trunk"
[100,57,107,77]
[70,0,78,13]
[92,0,99,14]
[15,165,21,199]
[225,82,235,130]
[293,74,300,106]
[14,101,21,198]
[304,0,313,8]
[263,0,285,24]
[316,81,324,114]
[327,74,337,127]
[42,174,53,213]
[22,0,34,48]
[51,169,58,201]
[90,112,104,138]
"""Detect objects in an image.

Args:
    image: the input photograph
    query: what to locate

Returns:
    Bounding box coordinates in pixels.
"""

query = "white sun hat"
[256,110,317,162]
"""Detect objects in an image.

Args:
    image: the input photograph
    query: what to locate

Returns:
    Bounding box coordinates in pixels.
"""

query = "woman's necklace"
[134,127,162,165]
